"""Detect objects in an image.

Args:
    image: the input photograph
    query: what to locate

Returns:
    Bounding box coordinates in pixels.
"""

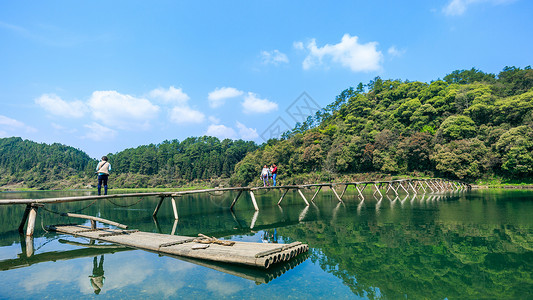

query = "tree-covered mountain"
[0,137,94,189]
[106,137,257,188]
[1,66,532,189]
[230,66,533,185]
[0,136,258,189]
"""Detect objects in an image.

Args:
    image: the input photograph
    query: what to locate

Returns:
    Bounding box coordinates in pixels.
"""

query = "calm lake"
[0,188,531,299]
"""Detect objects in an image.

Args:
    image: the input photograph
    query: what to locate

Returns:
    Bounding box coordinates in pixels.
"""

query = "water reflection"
[0,189,532,299]
[89,255,105,294]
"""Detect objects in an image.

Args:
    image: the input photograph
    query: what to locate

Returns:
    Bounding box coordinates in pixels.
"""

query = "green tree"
[438,115,477,141]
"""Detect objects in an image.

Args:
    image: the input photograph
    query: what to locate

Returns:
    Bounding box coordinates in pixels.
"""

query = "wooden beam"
[171,219,178,235]
[249,191,259,211]
[330,185,343,202]
[297,189,309,206]
[373,183,382,197]
[310,186,322,202]
[408,181,417,195]
[230,190,243,210]
[152,196,165,217]
[355,184,365,199]
[250,211,259,229]
[340,185,349,199]
[60,212,128,229]
[171,197,179,220]
[277,189,289,205]
[18,204,32,234]
[399,182,409,194]
[26,205,39,237]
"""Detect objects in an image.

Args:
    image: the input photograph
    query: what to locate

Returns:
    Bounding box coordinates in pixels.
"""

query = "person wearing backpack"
[96,156,111,195]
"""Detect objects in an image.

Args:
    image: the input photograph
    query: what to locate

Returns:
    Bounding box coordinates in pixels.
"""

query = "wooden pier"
[0,178,470,237]
[48,224,308,269]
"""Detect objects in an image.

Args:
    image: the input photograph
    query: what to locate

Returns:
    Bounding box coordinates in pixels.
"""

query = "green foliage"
[3,66,533,188]
[443,67,496,84]
[438,115,477,141]
[494,126,533,177]
[233,66,533,184]
[0,137,94,188]
[0,136,257,189]
[432,139,489,180]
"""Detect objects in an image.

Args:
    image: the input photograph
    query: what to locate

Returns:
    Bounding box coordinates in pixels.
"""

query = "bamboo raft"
[48,224,308,269]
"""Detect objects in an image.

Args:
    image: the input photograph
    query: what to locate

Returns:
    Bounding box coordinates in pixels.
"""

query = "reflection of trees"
[281,221,532,299]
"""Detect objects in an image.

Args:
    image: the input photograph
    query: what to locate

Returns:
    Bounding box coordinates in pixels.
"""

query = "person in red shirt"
[270,164,278,186]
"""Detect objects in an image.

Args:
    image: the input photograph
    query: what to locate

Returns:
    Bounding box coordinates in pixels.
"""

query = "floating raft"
[48,224,308,269]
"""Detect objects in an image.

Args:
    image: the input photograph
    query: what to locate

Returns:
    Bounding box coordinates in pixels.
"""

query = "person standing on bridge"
[261,165,269,187]
[271,164,278,186]
[96,156,111,195]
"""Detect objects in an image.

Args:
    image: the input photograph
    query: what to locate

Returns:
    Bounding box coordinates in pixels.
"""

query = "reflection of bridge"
[0,238,130,271]
[0,178,470,236]
[0,235,308,285]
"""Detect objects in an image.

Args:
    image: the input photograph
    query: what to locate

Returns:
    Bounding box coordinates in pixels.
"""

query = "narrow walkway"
[1,178,471,236]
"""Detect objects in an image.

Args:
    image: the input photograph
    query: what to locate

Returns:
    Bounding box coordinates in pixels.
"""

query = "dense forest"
[0,136,257,189]
[0,137,94,189]
[230,66,533,185]
[106,137,257,188]
[1,66,532,190]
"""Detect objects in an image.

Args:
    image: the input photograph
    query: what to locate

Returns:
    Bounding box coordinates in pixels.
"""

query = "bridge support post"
[18,204,32,234]
[297,189,309,206]
[408,181,417,195]
[330,185,343,202]
[373,183,382,197]
[355,184,366,199]
[311,186,322,202]
[277,189,289,205]
[171,197,178,220]
[249,191,259,211]
[26,205,39,237]
[230,190,243,210]
[153,196,165,217]
[340,185,349,199]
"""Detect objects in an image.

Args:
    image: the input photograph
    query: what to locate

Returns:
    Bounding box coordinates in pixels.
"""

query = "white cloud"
[293,41,304,50]
[260,50,289,65]
[242,92,278,114]
[299,34,383,72]
[208,116,221,124]
[207,87,244,108]
[88,90,160,130]
[83,122,117,141]
[149,86,190,104]
[236,121,258,140]
[442,0,515,16]
[35,93,86,118]
[205,124,237,140]
[387,46,406,58]
[0,115,37,136]
[51,122,77,134]
[170,106,205,124]
[0,115,27,128]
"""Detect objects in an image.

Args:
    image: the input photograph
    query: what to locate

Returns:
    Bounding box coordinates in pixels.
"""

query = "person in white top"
[261,165,269,187]
[96,156,111,195]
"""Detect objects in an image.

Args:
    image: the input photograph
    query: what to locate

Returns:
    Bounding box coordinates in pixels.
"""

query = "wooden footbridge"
[0,178,468,270]
[0,178,470,237]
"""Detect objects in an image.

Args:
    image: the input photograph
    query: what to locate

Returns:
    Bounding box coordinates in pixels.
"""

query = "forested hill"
[1,66,532,190]
[0,136,258,189]
[106,137,257,188]
[0,137,94,189]
[230,66,533,185]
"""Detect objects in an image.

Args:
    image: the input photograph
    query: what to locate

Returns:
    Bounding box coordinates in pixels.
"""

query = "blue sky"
[0,0,531,159]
